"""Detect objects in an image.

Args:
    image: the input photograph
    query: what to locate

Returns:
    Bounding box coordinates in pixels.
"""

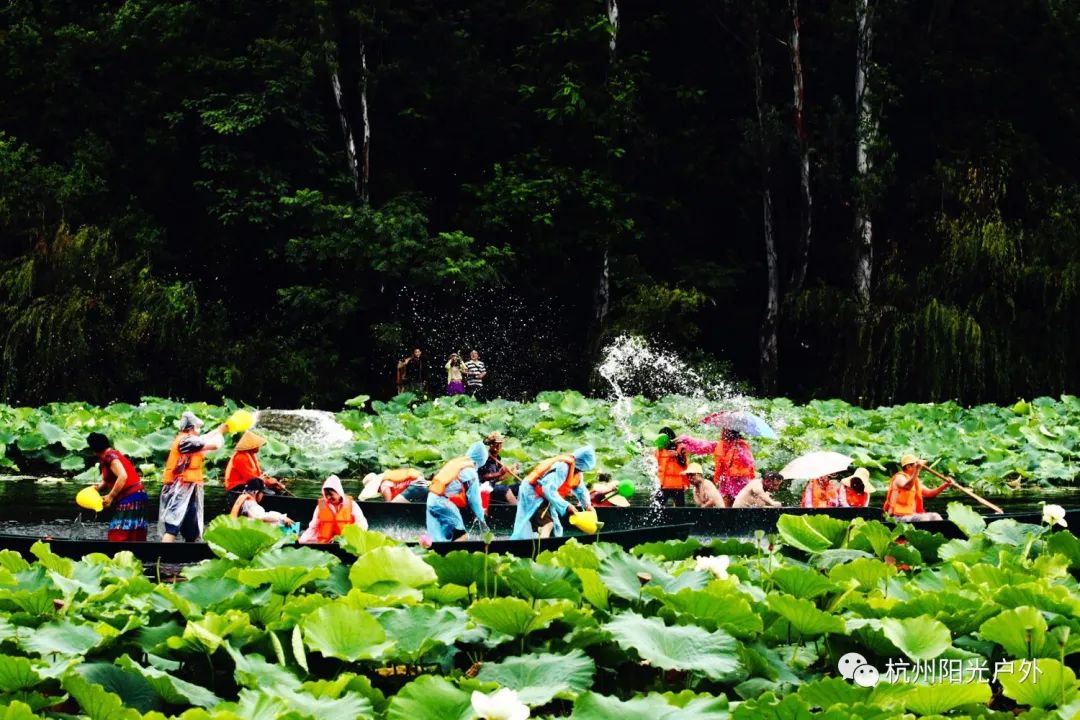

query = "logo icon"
[838,652,880,687]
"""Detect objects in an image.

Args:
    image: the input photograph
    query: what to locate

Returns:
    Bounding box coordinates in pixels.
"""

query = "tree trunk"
[853,0,875,305]
[754,34,779,394]
[788,0,812,293]
[322,23,363,203]
[358,34,371,204]
[606,0,619,60]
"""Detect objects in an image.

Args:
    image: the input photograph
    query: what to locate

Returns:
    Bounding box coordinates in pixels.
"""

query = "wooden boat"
[255,494,1079,541]
[0,522,696,565]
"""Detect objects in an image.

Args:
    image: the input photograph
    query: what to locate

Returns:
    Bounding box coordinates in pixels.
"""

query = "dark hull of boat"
[255,494,1078,541]
[0,523,695,565]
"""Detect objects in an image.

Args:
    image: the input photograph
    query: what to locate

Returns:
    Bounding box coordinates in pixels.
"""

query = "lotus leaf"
[980,606,1049,659]
[999,658,1077,709]
[116,655,220,708]
[796,677,869,710]
[301,601,391,661]
[377,606,470,661]
[0,701,38,720]
[603,611,742,681]
[771,566,837,599]
[572,690,730,720]
[385,675,474,720]
[203,517,282,561]
[424,550,493,589]
[880,616,951,661]
[19,619,102,657]
[349,545,437,593]
[503,559,580,601]
[468,597,571,640]
[61,673,141,720]
[776,515,850,554]
[476,649,595,705]
[573,568,610,610]
[650,584,762,638]
[235,565,331,595]
[76,662,161,713]
[0,655,40,693]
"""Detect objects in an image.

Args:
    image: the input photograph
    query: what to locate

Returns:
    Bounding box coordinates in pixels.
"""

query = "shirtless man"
[732,471,784,508]
[683,463,727,508]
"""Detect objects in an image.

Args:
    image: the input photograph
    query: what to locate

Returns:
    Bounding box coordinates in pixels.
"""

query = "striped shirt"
[464,360,486,388]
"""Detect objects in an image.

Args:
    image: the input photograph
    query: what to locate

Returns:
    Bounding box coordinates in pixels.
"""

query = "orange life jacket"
[843,487,870,508]
[230,492,256,518]
[526,454,580,499]
[384,468,423,500]
[430,457,475,508]
[801,478,840,508]
[163,431,205,485]
[713,438,755,483]
[224,451,261,492]
[315,496,355,543]
[656,446,689,490]
[883,473,924,516]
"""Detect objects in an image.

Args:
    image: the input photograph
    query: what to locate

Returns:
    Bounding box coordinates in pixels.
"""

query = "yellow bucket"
[224,409,255,434]
[76,486,103,512]
[569,509,602,535]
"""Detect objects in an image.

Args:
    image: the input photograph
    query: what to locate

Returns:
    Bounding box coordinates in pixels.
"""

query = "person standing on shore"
[464,350,487,400]
[397,348,426,398]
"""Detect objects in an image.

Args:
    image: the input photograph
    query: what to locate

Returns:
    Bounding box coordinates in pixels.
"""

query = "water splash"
[253,409,353,449]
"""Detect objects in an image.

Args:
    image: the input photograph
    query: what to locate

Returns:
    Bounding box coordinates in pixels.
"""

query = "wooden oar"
[495,459,524,482]
[921,465,1004,514]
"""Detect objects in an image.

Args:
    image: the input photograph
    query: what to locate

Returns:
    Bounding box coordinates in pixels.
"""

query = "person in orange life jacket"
[480,431,520,505]
[359,468,427,503]
[838,467,876,508]
[676,429,757,505]
[224,432,286,494]
[653,427,690,507]
[160,411,226,543]
[684,463,726,508]
[883,454,952,521]
[299,475,367,543]
[800,474,842,508]
[230,478,293,527]
[732,471,784,509]
[426,441,490,542]
[511,445,596,540]
[87,432,149,541]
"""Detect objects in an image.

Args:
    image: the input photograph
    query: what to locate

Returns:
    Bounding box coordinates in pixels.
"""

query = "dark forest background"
[1,0,1078,407]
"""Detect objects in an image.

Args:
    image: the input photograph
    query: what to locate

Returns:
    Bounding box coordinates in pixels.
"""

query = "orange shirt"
[883,473,924,516]
[224,450,261,492]
[656,447,689,490]
[801,478,841,508]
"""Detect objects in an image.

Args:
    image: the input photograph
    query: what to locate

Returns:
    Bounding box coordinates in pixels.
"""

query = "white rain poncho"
[158,480,204,540]
[426,442,487,542]
[511,446,595,540]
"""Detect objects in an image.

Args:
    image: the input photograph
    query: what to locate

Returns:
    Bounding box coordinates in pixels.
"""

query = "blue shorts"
[401,483,428,502]
[164,496,201,541]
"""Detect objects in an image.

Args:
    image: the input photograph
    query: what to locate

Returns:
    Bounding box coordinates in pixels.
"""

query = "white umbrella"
[780,451,853,480]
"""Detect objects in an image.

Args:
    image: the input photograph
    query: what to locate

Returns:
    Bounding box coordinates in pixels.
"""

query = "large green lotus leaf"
[31,542,73,577]
[468,597,571,639]
[0,655,41,693]
[116,655,220,708]
[0,551,30,574]
[238,685,375,720]
[994,583,1080,617]
[176,611,256,654]
[503,559,580,601]
[0,701,38,720]
[226,647,301,691]
[476,649,595,705]
[350,546,437,593]
[574,568,610,611]
[632,538,704,562]
[302,673,387,715]
[301,601,391,661]
[113,437,150,458]
[603,611,742,681]
[16,432,47,452]
[538,540,602,570]
[425,550,497,590]
[61,674,141,720]
[76,663,160,714]
[385,675,474,720]
[797,677,870,710]
[848,521,898,557]
[828,558,895,590]
[901,681,991,715]
[235,565,331,595]
[1046,531,1080,570]
[771,566,837,599]
[881,616,951,661]
[947,502,987,538]
[650,585,762,639]
[20,619,102,657]
[253,545,341,570]
[203,517,282,561]
[980,606,1048,659]
[985,519,1042,547]
[572,690,730,720]
[811,549,875,571]
[137,621,183,654]
[173,576,246,609]
[377,606,470,661]
[599,551,707,601]
[766,594,846,636]
[776,515,851,554]
[999,658,1077,709]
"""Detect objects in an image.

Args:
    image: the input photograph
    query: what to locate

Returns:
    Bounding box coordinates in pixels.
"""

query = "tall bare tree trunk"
[853,0,875,305]
[358,35,371,204]
[606,0,619,60]
[754,34,779,394]
[788,0,812,293]
[593,0,618,355]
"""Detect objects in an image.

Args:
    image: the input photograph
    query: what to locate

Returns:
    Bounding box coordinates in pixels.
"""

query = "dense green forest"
[1,0,1078,407]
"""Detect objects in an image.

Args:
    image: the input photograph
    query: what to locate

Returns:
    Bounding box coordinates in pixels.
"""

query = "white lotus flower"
[538,402,550,412]
[471,688,530,720]
[362,421,373,430]
[695,555,730,579]
[1042,503,1068,528]
[433,399,440,406]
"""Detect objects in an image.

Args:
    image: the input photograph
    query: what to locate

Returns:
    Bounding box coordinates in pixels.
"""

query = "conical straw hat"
[235,431,266,453]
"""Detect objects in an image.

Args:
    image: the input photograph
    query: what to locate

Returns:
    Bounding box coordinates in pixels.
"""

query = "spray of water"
[253,409,353,449]
[597,335,750,505]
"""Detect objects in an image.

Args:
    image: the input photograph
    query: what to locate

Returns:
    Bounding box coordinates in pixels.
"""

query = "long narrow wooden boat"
[255,494,1078,540]
[0,522,696,565]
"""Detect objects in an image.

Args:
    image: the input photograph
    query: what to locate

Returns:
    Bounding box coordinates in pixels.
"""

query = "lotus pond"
[0,505,1078,719]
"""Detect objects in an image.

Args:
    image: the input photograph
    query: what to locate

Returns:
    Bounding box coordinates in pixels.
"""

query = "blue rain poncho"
[510,446,595,540]
[426,441,488,542]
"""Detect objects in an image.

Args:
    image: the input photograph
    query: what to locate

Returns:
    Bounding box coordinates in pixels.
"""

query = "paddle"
[920,464,1004,514]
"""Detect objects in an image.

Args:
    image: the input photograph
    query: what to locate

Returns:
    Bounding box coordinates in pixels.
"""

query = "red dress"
[713,438,756,499]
